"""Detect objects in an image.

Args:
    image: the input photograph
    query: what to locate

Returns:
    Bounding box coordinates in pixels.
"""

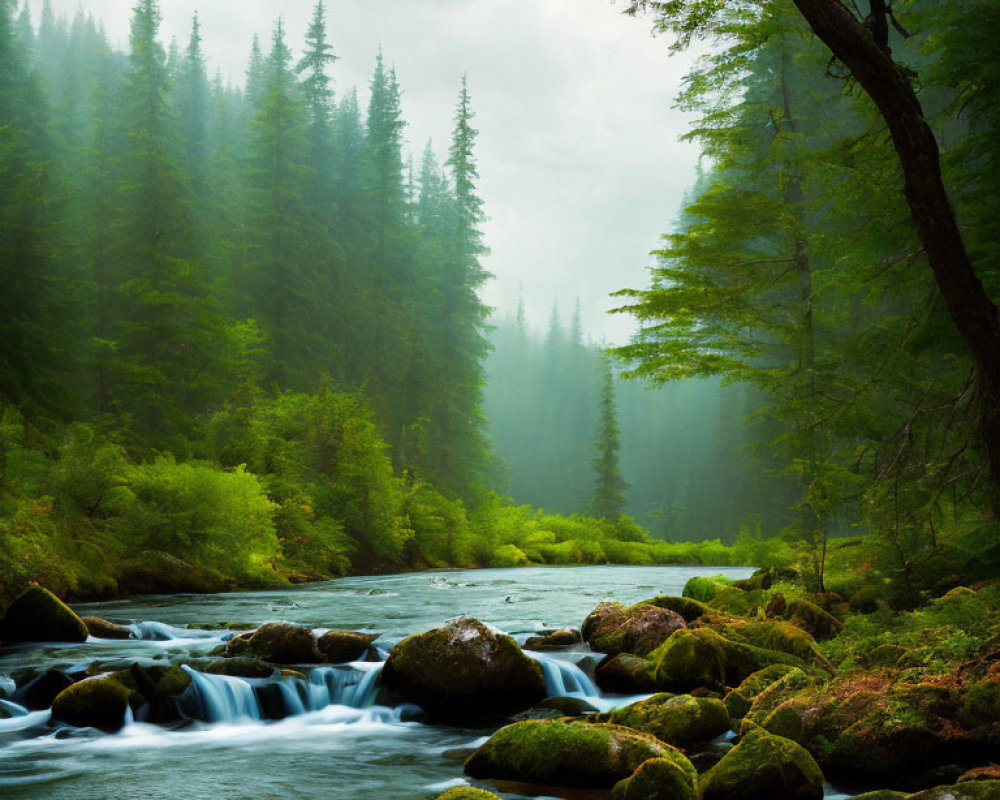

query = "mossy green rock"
[225,622,323,663]
[317,630,378,663]
[524,628,582,650]
[465,719,695,789]
[611,756,699,800]
[198,658,275,679]
[582,602,628,644]
[82,616,133,640]
[725,665,803,719]
[383,617,544,720]
[768,596,843,641]
[606,692,730,746]
[432,789,504,800]
[647,628,728,691]
[647,627,807,692]
[640,595,713,622]
[854,783,1000,800]
[595,653,659,694]
[0,586,88,643]
[720,620,832,670]
[700,727,824,800]
[51,675,139,731]
[590,604,687,657]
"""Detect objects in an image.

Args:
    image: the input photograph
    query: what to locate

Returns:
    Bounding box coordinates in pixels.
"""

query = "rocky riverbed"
[1,566,997,800]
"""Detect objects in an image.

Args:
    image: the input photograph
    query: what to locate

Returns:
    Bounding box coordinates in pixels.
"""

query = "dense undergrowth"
[0,390,779,608]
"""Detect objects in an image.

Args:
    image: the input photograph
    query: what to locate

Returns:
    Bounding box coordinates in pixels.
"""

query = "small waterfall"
[181,665,261,722]
[306,664,383,709]
[528,653,600,699]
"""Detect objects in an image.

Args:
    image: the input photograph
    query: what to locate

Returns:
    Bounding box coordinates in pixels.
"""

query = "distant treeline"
[484,306,797,540]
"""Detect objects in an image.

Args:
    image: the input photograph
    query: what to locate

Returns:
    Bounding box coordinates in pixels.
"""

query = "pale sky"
[36,0,699,344]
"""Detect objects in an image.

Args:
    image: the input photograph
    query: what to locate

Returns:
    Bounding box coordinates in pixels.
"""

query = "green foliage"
[111,457,279,584]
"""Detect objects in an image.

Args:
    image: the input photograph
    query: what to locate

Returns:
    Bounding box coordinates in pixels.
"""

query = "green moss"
[611,756,698,800]
[51,675,138,731]
[700,727,824,800]
[723,621,830,669]
[725,665,803,719]
[639,595,713,622]
[465,720,694,789]
[432,789,503,800]
[198,658,275,679]
[0,585,88,643]
[606,693,730,746]
[648,628,728,691]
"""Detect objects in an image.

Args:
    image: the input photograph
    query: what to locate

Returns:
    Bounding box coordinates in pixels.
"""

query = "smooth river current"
[0,565,854,800]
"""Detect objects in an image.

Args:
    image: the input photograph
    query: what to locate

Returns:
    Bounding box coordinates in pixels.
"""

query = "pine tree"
[590,361,629,520]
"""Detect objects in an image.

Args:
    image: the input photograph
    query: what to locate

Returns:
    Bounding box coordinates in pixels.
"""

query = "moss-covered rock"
[611,756,699,800]
[590,604,687,658]
[317,630,378,663]
[867,644,909,668]
[647,628,728,691]
[741,667,815,730]
[854,782,1000,800]
[524,628,582,650]
[82,616,133,640]
[766,595,843,641]
[647,627,808,692]
[465,719,695,789]
[582,602,628,644]
[225,622,323,663]
[713,620,832,671]
[751,674,996,788]
[198,658,276,679]
[700,727,824,800]
[432,789,504,800]
[0,586,88,643]
[605,693,730,747]
[51,675,140,731]
[725,665,804,720]
[640,595,713,622]
[382,617,544,720]
[108,663,192,723]
[595,653,659,694]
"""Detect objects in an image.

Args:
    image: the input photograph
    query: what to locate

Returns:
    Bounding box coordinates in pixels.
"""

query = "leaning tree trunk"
[790,0,1000,496]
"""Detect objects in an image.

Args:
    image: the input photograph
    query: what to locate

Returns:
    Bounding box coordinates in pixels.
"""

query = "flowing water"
[0,565,855,800]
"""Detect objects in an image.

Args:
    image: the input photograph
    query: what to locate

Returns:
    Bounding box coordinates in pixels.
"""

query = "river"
[1,565,854,800]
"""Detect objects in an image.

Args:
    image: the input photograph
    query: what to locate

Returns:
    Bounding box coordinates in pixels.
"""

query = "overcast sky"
[37,0,699,344]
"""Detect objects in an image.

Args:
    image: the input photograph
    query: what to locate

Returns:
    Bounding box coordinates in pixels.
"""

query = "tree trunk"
[790,0,1000,495]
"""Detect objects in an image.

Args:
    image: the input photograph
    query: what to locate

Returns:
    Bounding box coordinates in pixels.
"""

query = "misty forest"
[0,1,998,799]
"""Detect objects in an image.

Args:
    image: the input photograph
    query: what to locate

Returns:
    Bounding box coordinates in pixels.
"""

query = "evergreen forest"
[2,2,1000,798]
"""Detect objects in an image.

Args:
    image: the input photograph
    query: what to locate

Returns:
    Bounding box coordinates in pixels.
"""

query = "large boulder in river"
[317,630,378,663]
[465,719,696,789]
[604,693,731,747]
[725,664,805,720]
[382,617,544,720]
[0,586,88,643]
[700,727,824,800]
[51,675,140,732]
[611,756,700,800]
[587,604,687,657]
[225,622,323,664]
